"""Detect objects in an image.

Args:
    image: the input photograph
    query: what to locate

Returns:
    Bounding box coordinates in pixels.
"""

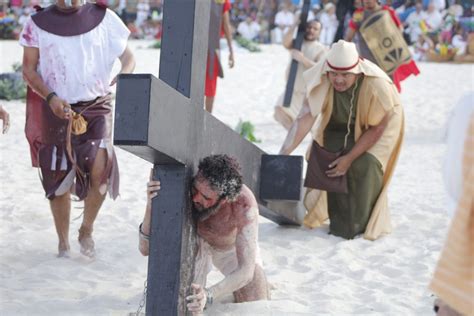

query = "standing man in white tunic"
[20,0,135,258]
[274,20,327,130]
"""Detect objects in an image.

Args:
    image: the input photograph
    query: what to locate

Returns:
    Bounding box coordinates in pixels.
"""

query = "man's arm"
[279,101,316,155]
[222,11,235,68]
[22,46,71,120]
[110,45,136,86]
[326,111,391,177]
[282,23,297,49]
[345,27,356,42]
[290,49,317,68]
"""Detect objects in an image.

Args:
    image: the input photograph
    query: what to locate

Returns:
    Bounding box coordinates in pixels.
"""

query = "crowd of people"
[1,0,473,62]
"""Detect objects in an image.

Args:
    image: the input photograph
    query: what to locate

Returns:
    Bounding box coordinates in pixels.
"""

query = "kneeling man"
[139,154,270,313]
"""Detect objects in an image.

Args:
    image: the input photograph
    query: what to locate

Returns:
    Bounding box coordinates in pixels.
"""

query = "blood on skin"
[197,187,253,251]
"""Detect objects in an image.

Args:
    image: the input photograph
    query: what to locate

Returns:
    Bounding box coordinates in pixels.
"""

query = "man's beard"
[193,197,223,222]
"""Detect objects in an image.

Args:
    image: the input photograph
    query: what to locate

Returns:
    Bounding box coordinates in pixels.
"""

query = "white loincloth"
[193,237,263,286]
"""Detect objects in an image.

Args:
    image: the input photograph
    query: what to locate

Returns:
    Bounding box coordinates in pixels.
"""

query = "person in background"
[320,3,339,46]
[204,0,235,113]
[272,1,295,44]
[404,1,427,44]
[237,16,261,41]
[274,19,327,130]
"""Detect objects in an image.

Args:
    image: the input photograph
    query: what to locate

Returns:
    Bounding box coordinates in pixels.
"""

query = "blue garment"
[292,0,320,6]
[398,6,416,22]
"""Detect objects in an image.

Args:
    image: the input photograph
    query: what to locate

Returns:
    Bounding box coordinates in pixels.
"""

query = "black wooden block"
[114,74,152,146]
[260,155,303,201]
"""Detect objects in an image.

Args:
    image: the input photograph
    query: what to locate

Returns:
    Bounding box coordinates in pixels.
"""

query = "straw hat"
[326,40,363,73]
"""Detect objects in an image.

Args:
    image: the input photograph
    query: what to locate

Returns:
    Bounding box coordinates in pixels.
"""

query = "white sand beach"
[0,39,473,315]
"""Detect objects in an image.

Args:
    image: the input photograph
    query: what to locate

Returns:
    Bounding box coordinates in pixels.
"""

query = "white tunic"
[19,9,130,104]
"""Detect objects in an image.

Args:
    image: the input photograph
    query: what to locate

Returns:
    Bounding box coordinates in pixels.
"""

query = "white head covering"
[303,40,393,115]
[324,2,335,11]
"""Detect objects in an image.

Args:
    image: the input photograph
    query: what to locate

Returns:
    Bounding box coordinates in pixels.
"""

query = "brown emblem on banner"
[359,10,412,74]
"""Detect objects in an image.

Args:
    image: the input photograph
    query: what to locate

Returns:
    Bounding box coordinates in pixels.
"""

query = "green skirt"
[324,133,383,239]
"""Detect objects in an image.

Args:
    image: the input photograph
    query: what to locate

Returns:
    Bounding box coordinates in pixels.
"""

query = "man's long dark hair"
[197,154,243,201]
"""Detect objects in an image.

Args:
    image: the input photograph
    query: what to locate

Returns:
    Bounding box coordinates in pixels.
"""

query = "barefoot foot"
[57,242,70,258]
[78,226,95,258]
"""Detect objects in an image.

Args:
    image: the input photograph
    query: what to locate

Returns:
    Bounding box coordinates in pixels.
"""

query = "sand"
[0,39,473,315]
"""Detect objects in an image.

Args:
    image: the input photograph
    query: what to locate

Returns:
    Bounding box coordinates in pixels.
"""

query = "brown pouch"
[71,111,87,135]
[304,140,348,193]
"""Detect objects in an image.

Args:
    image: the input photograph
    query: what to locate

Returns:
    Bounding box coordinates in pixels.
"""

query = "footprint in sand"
[275,256,288,266]
[380,266,403,278]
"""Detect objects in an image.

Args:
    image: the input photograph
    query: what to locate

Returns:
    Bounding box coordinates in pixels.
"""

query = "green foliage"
[11,62,22,73]
[0,68,26,101]
[235,119,261,143]
[0,20,16,40]
[235,36,261,53]
[150,40,161,49]
[0,78,26,101]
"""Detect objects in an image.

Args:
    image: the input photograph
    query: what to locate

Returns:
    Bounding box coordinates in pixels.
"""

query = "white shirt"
[295,9,315,22]
[405,11,427,41]
[320,12,339,29]
[319,12,339,46]
[452,34,467,55]
[19,9,130,104]
[425,10,443,31]
[431,0,446,11]
[237,21,261,40]
[275,10,295,27]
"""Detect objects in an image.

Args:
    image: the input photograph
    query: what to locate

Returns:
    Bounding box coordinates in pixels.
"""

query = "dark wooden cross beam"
[114,1,304,315]
[283,0,311,107]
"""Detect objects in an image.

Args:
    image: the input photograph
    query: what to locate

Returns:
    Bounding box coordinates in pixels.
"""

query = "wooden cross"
[283,0,311,107]
[114,1,305,314]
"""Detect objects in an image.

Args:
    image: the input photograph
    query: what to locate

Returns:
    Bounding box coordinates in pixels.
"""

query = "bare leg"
[233,265,270,302]
[50,192,71,257]
[79,148,107,258]
[273,106,294,131]
[434,298,463,316]
[205,96,215,113]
